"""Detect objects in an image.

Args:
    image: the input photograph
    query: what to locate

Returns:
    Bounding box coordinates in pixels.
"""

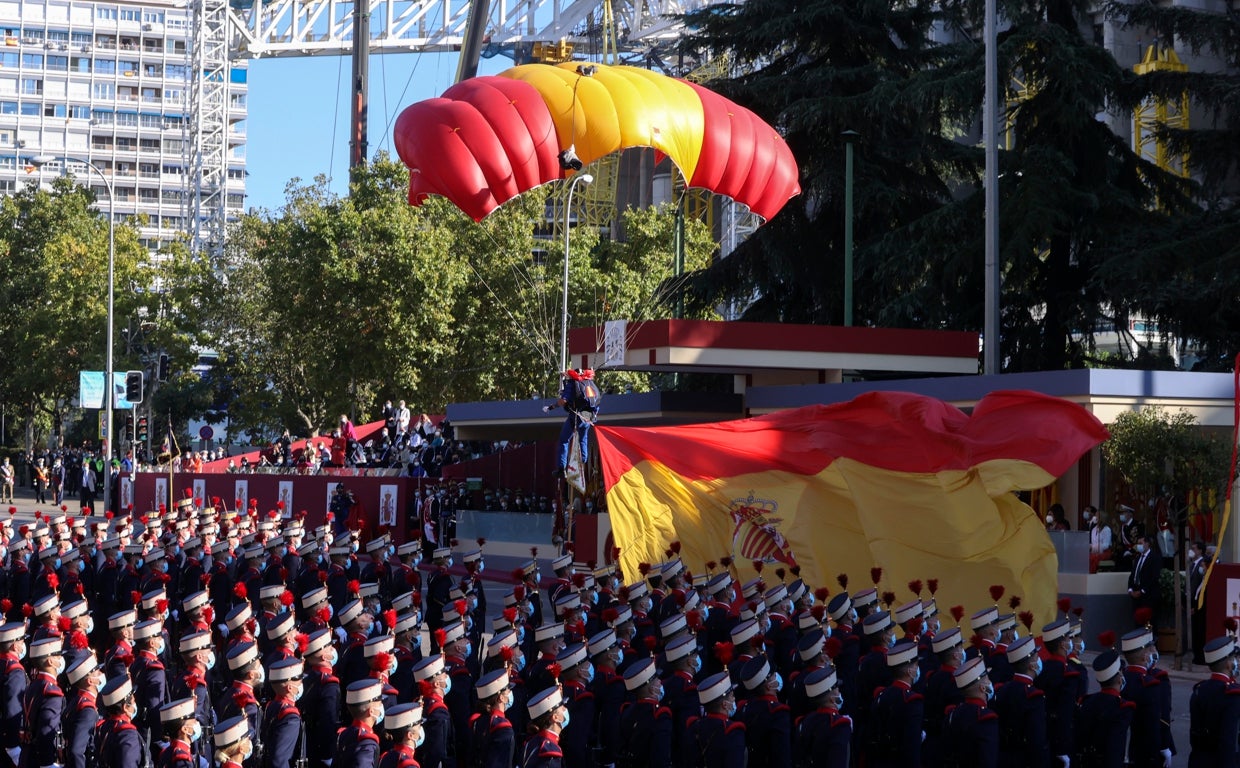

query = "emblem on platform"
[729,491,797,567]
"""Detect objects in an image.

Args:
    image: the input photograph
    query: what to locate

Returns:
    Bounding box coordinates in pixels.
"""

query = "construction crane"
[187,0,724,255]
[1132,42,1190,179]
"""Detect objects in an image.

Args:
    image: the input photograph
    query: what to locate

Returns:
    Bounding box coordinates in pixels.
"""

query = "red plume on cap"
[503,607,518,624]
[572,573,586,588]
[57,616,72,632]
[511,568,526,583]
[382,609,397,630]
[233,583,247,600]
[0,600,10,614]
[907,580,923,597]
[824,636,843,659]
[814,587,830,602]
[131,591,143,606]
[686,610,704,630]
[720,556,733,568]
[617,586,631,602]
[969,633,987,648]
[714,641,735,665]
[370,652,392,671]
[418,679,438,699]
[476,537,487,547]
[706,560,718,572]
[907,617,924,636]
[34,511,42,521]
[1057,597,1072,615]
[950,605,965,624]
[513,585,526,602]
[1098,630,1117,648]
[530,547,539,558]
[6,507,13,516]
[318,570,328,584]
[280,591,294,607]
[20,604,32,618]
[1072,607,1085,618]
[499,645,516,663]
[18,525,28,537]
[433,628,447,648]
[347,580,360,595]
[548,663,563,679]
[295,633,309,655]
[870,567,883,586]
[249,498,258,508]
[881,591,896,608]
[453,599,468,617]
[405,572,418,587]
[926,578,940,596]
[811,605,827,622]
[46,573,59,592]
[602,607,619,625]
[638,563,651,576]
[1225,617,1238,633]
[611,546,622,561]
[1008,596,1022,610]
[751,559,764,574]
[70,630,88,650]
[1018,611,1034,631]
[775,567,786,582]
[669,541,681,555]
[156,599,169,614]
[450,539,460,548]
[317,606,331,624]
[988,585,1005,603]
[643,636,658,653]
[1134,607,1153,627]
[837,573,849,590]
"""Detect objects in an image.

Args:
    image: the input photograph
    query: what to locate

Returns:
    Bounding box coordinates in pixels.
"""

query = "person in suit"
[1188,541,1208,665]
[1128,535,1163,629]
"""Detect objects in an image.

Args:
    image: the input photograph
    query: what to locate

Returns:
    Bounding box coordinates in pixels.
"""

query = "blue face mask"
[583,663,595,684]
[160,561,169,573]
[54,558,62,570]
[135,557,144,570]
[414,729,425,748]
[692,656,702,674]
[559,707,570,730]
[1032,658,1044,678]
[515,655,526,672]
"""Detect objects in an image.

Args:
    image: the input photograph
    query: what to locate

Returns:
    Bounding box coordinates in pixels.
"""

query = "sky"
[243,51,508,212]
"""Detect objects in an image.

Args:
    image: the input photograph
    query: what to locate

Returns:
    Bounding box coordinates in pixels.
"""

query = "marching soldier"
[737,656,791,768]
[22,638,66,768]
[301,631,340,768]
[215,717,255,768]
[97,677,144,768]
[1187,635,1240,768]
[132,619,170,751]
[220,642,263,768]
[992,636,1047,768]
[1076,650,1135,768]
[792,666,850,768]
[522,687,568,768]
[411,656,453,768]
[173,630,217,763]
[942,657,999,768]
[554,643,596,768]
[1036,619,1078,768]
[335,680,384,768]
[379,703,424,768]
[104,611,137,681]
[617,658,671,768]
[866,641,923,768]
[682,672,744,768]
[1119,627,1174,768]
[470,670,515,768]
[262,658,305,768]
[64,653,103,768]
[155,699,201,768]
[922,626,965,768]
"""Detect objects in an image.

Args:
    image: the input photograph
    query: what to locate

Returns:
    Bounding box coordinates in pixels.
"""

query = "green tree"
[0,177,148,451]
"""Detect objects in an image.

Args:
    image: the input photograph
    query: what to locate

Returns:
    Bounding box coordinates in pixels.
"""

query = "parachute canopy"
[392,63,800,222]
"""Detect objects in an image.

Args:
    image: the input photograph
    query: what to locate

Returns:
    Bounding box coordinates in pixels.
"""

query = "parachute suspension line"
[379,52,388,155]
[328,53,345,184]
[378,54,425,151]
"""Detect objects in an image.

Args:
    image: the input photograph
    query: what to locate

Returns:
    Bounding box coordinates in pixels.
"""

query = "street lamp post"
[32,154,116,515]
[560,173,594,374]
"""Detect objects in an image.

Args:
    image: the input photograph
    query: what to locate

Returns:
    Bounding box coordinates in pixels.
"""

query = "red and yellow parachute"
[393,63,800,222]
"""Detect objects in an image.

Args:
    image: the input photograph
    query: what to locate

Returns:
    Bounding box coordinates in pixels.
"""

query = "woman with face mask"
[470,670,515,768]
[521,687,570,768]
[212,715,254,768]
[96,678,144,768]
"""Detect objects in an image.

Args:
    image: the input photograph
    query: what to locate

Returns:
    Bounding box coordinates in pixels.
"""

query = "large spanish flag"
[595,390,1109,628]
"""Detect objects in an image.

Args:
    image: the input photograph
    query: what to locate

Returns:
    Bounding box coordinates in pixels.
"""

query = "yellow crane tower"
[1132,43,1190,179]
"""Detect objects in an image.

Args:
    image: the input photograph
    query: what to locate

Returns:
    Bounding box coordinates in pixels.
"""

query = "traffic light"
[136,416,149,443]
[125,370,144,403]
[125,414,134,431]
[158,353,169,382]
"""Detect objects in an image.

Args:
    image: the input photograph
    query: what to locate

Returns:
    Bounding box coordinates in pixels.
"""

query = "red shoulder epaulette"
[1063,667,1080,678]
[1120,700,1137,709]
[772,703,791,714]
[539,743,563,758]
[832,714,853,728]
[44,685,64,698]
[906,691,924,703]
[358,730,380,744]
[978,710,999,722]
[489,718,512,734]
[1026,688,1045,699]
[1142,678,1161,688]
[655,706,672,719]
[686,715,699,729]
[426,700,448,715]
[117,721,137,732]
[725,721,746,734]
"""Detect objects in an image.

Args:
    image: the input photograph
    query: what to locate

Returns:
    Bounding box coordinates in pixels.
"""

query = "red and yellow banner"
[595,390,1109,629]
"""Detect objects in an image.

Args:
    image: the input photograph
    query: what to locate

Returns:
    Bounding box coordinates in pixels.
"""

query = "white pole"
[983,0,1000,375]
[560,173,594,374]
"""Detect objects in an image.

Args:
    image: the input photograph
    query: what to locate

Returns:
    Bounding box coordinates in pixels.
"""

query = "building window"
[19,54,41,68]
[19,78,41,95]
[95,60,115,74]
[120,9,140,22]
[97,7,118,20]
[70,105,90,119]
[46,56,67,71]
[20,102,38,115]
[92,83,115,99]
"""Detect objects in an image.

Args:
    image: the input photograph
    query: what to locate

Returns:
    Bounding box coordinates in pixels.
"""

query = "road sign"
[199,425,214,440]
